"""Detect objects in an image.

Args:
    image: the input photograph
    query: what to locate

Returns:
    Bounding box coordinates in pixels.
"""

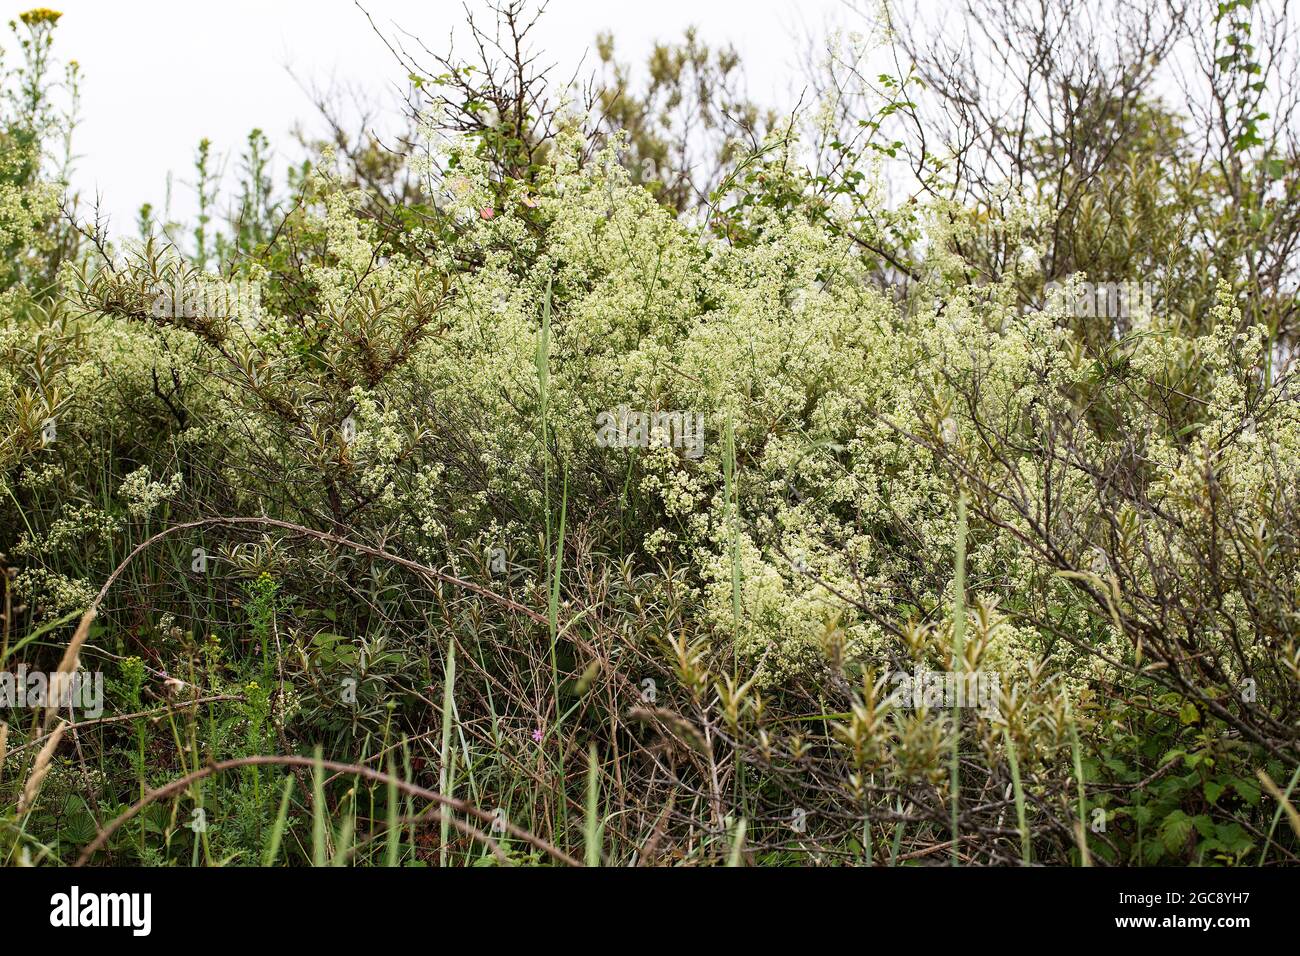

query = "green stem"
[950,492,967,866]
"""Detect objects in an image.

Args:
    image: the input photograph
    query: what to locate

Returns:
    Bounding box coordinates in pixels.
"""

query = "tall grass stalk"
[723,416,740,648]
[536,276,568,736]
[1003,726,1030,865]
[401,738,416,861]
[548,472,567,652]
[385,758,401,867]
[330,789,356,865]
[863,778,874,865]
[889,800,905,867]
[1064,696,1090,866]
[949,492,967,865]
[537,274,553,580]
[439,638,457,867]
[311,747,327,867]
[262,774,295,866]
[727,818,747,867]
[584,743,602,867]
[1258,766,1300,864]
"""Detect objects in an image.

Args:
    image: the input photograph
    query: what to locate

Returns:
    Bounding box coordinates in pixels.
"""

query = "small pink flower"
[531,727,543,743]
[479,206,496,220]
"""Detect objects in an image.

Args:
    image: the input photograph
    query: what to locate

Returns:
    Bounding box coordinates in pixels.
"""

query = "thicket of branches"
[1,1,1298,867]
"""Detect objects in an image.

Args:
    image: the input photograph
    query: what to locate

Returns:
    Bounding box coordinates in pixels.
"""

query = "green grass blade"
[1003,726,1030,865]
[385,757,401,868]
[311,746,327,868]
[261,774,296,867]
[726,817,747,867]
[950,492,967,866]
[331,789,355,866]
[584,742,602,867]
[1258,764,1300,865]
[1064,696,1090,866]
[439,638,457,867]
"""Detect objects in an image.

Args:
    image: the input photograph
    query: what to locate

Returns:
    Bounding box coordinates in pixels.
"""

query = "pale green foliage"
[21,117,1294,706]
[3,6,1299,868]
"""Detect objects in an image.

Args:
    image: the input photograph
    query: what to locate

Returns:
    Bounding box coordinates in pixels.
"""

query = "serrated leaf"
[1160,810,1193,854]
[1214,822,1254,854]
[1230,777,1261,805]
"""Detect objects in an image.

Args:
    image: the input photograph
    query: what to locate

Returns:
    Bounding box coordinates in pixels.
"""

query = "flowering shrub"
[1,5,1297,868]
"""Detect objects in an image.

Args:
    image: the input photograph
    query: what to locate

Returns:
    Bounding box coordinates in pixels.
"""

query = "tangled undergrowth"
[2,2,1299,867]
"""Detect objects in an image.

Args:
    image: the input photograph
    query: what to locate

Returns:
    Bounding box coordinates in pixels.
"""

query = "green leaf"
[1230,777,1261,806]
[1214,822,1254,854]
[1160,810,1193,854]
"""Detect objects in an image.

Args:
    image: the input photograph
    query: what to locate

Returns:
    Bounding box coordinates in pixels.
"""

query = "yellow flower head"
[19,8,62,27]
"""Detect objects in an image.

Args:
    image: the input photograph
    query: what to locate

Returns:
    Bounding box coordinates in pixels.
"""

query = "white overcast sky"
[13,0,857,234]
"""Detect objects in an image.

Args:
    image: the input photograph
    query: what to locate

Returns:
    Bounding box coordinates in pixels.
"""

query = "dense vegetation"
[2,0,1300,867]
